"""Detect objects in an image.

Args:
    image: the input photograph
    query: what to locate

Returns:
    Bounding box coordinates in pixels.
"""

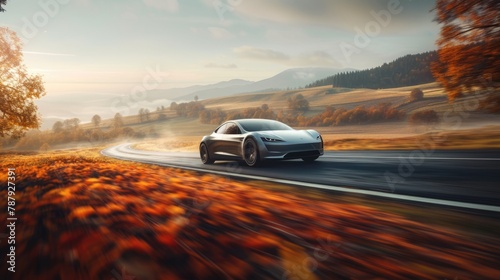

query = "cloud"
[191,27,233,40]
[122,7,139,20]
[294,51,339,67]
[233,46,290,61]
[207,27,232,39]
[74,0,92,7]
[233,46,340,67]
[204,63,238,69]
[265,28,309,43]
[233,0,435,33]
[143,0,179,13]
[22,51,75,57]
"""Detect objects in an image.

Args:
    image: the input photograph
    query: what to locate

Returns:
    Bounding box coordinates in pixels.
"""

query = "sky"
[0,0,439,125]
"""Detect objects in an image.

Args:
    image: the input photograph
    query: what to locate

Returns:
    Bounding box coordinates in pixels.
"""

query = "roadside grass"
[323,125,500,150]
[1,148,499,279]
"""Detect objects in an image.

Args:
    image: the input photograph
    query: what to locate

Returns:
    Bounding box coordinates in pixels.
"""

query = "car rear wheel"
[200,143,214,164]
[302,156,319,163]
[243,138,260,167]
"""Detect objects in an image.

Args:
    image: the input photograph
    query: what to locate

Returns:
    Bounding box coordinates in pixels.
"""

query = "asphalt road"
[102,144,500,210]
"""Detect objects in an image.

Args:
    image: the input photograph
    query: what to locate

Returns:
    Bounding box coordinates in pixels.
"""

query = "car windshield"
[238,120,293,132]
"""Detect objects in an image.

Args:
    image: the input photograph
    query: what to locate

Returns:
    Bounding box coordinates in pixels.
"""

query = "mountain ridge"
[175,67,352,101]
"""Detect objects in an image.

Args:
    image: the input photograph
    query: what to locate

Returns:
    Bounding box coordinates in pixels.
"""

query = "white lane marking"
[115,144,500,161]
[321,155,500,161]
[101,144,500,213]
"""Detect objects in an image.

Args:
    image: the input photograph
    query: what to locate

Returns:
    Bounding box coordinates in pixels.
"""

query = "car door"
[211,122,243,159]
[223,122,244,157]
[210,123,228,157]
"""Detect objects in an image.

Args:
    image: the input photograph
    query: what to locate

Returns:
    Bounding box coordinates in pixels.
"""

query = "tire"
[302,156,319,163]
[243,138,260,167]
[200,143,214,164]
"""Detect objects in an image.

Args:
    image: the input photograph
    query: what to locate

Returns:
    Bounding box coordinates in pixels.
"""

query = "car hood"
[258,130,320,142]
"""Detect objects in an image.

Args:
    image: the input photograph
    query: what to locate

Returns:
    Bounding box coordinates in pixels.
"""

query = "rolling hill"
[176,67,352,101]
[145,79,253,102]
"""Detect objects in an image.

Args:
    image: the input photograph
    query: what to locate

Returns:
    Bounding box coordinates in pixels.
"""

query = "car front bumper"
[260,142,324,160]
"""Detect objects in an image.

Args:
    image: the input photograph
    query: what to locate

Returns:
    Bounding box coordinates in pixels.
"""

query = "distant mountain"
[145,79,253,102]
[177,67,351,101]
[306,51,438,89]
[36,68,349,130]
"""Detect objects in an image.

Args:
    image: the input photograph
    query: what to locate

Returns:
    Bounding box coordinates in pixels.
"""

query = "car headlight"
[261,137,284,142]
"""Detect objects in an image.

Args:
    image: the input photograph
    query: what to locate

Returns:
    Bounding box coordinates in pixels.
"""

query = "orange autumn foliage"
[432,0,499,101]
[0,151,499,279]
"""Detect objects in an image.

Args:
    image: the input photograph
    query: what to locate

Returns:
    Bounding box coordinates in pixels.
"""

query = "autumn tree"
[113,113,124,129]
[432,0,499,101]
[0,27,46,138]
[288,94,309,111]
[91,114,101,128]
[63,118,80,130]
[139,108,145,122]
[52,121,64,133]
[170,102,178,111]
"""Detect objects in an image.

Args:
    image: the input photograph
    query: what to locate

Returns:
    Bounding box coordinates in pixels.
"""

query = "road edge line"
[101,145,500,213]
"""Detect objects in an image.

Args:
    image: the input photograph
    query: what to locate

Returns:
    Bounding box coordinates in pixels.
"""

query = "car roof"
[231,119,281,126]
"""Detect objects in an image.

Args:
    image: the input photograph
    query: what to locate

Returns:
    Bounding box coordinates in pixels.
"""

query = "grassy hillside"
[200,82,498,126]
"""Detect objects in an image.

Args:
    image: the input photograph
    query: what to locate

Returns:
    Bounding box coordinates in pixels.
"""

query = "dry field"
[33,83,499,154]
[134,125,500,153]
[322,125,500,150]
[201,83,444,113]
[133,83,500,152]
[1,149,499,279]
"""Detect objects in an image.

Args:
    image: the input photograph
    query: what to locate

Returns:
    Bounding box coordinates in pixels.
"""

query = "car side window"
[215,124,227,134]
[225,123,241,134]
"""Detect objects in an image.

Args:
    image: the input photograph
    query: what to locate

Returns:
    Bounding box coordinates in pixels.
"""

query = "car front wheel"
[200,143,214,164]
[243,138,260,167]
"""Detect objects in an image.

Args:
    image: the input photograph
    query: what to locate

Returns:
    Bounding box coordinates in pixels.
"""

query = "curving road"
[102,144,500,212]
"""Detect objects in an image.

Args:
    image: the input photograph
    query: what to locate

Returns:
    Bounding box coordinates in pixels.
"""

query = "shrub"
[198,103,405,127]
[174,101,205,117]
[158,113,168,121]
[122,127,135,138]
[409,109,440,125]
[200,104,277,124]
[287,94,309,111]
[479,93,500,113]
[409,88,424,102]
[301,103,405,127]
